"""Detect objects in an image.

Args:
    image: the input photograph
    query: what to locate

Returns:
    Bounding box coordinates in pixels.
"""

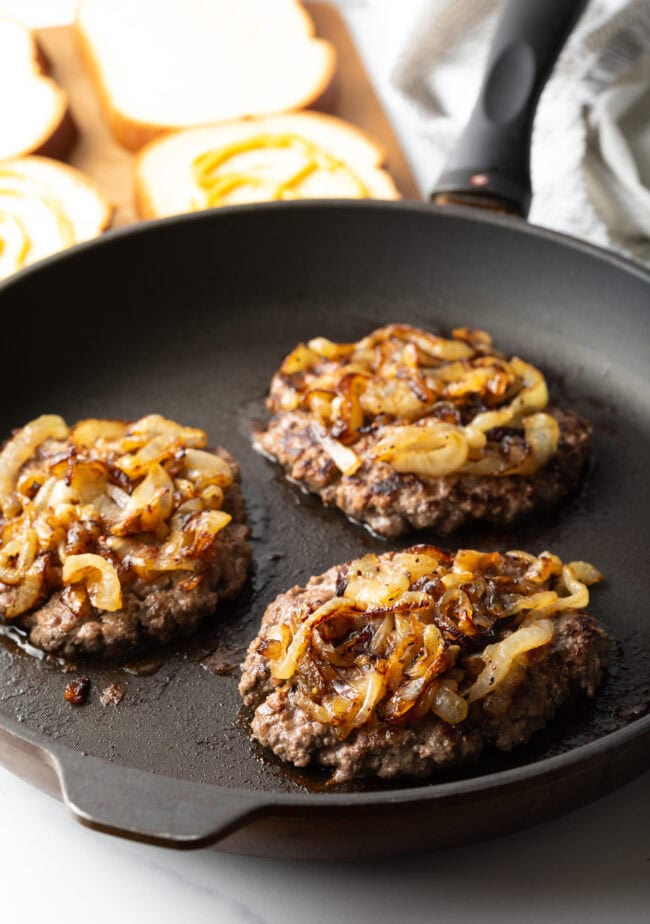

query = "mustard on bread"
[0,157,113,279]
[134,112,400,218]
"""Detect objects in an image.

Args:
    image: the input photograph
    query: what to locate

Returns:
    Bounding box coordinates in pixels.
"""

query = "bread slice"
[76,0,337,152]
[0,156,113,279]
[0,18,76,161]
[134,112,400,218]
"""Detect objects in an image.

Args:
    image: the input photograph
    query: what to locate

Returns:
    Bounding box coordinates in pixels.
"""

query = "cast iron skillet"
[0,0,649,858]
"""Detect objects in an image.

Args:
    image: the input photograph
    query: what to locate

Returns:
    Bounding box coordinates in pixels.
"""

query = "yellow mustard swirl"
[192,134,370,206]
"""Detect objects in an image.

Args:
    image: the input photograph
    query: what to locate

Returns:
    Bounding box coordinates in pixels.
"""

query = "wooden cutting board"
[35,4,420,229]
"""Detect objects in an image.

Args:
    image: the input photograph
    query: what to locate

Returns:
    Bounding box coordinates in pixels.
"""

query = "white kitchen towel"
[390,0,650,264]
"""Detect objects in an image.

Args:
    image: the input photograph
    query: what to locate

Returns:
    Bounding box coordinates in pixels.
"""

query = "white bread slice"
[0,18,75,161]
[0,156,113,279]
[76,0,337,152]
[134,112,400,218]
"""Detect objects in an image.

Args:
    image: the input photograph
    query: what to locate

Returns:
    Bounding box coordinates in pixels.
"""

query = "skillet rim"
[0,197,648,830]
[1,704,649,811]
[0,198,649,299]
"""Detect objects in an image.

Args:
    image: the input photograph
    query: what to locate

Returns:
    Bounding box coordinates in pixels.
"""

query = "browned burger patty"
[240,547,609,782]
[0,415,251,658]
[254,325,592,537]
[256,406,590,538]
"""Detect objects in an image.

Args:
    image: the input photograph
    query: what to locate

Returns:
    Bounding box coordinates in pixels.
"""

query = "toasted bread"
[76,0,337,152]
[134,112,400,217]
[0,156,113,278]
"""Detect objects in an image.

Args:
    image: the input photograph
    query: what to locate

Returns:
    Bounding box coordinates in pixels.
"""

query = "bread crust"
[1,22,76,161]
[29,101,78,161]
[74,0,337,152]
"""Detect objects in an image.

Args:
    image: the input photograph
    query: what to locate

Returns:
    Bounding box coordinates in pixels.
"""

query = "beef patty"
[0,414,251,658]
[254,324,592,537]
[240,546,609,782]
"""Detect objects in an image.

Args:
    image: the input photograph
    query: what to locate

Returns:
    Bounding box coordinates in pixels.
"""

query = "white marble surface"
[1,764,650,923]
[0,2,649,920]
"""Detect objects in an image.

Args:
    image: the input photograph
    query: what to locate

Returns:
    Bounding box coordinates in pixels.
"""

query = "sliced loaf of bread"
[0,18,75,161]
[76,0,336,151]
[135,112,400,218]
[0,156,113,279]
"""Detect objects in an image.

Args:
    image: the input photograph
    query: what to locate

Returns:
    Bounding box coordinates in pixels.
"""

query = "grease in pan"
[254,324,591,537]
[240,545,610,782]
[0,414,250,658]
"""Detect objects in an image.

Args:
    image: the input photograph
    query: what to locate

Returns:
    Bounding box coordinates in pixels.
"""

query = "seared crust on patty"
[240,549,609,782]
[255,406,591,537]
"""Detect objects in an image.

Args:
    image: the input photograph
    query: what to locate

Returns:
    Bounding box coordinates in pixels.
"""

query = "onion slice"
[431,681,468,724]
[62,553,123,612]
[467,620,554,703]
[318,432,361,476]
[4,559,46,618]
[110,463,174,536]
[0,524,38,584]
[375,424,468,476]
[271,597,357,680]
[0,415,69,517]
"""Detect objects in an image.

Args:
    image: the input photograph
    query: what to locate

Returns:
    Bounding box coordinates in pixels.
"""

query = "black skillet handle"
[431,0,587,217]
[55,750,267,849]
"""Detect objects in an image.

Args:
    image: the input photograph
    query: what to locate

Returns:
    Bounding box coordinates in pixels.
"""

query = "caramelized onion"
[62,553,123,612]
[0,414,235,623]
[307,337,355,361]
[117,434,182,478]
[523,551,563,583]
[5,559,45,618]
[0,415,69,517]
[117,509,232,577]
[350,670,386,726]
[463,358,549,438]
[359,324,475,361]
[258,546,601,736]
[69,460,125,524]
[567,560,603,586]
[270,325,560,479]
[318,433,361,475]
[467,620,554,703]
[343,553,410,606]
[0,523,38,584]
[375,423,468,476]
[183,449,234,489]
[431,681,468,724]
[125,415,207,448]
[390,550,440,581]
[271,597,354,680]
[71,419,128,449]
[292,689,332,724]
[281,343,320,375]
[110,463,174,536]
